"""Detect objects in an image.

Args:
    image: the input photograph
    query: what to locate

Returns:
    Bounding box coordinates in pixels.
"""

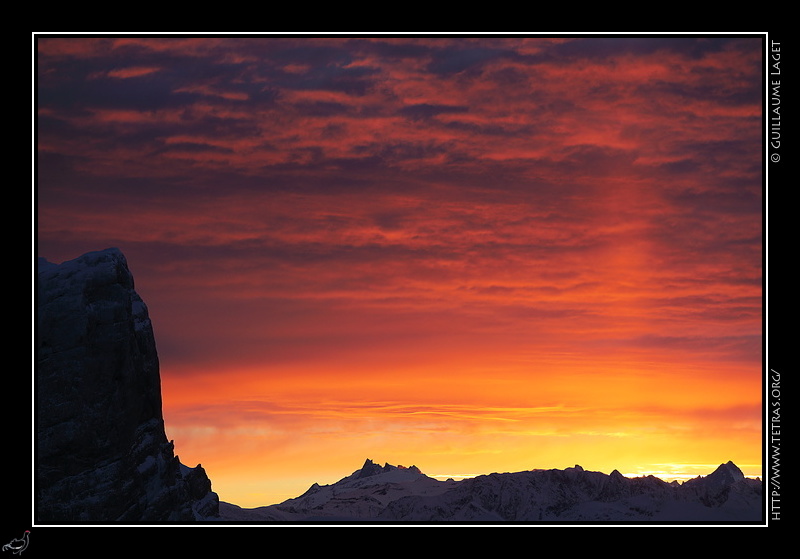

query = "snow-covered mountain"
[219,459,456,521]
[36,248,219,522]
[219,459,762,523]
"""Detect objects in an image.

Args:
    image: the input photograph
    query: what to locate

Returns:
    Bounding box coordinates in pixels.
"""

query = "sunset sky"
[35,34,764,509]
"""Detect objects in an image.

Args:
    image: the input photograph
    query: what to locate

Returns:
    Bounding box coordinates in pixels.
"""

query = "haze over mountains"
[35,249,763,524]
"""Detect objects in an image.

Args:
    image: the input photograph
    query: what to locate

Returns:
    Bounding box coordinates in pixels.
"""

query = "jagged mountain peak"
[355,458,384,478]
[683,460,747,493]
[356,458,424,479]
[713,461,745,480]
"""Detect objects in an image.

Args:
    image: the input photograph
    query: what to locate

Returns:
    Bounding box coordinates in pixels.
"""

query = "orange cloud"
[105,66,162,79]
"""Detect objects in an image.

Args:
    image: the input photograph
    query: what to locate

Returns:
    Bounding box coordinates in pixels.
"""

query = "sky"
[35,34,765,509]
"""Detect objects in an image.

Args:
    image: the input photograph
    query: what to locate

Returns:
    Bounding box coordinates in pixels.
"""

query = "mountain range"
[218,458,763,523]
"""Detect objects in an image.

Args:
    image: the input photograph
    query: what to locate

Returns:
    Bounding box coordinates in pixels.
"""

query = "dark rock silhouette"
[36,248,219,522]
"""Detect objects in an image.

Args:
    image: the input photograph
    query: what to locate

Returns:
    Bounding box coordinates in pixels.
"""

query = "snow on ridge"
[37,256,58,274]
[38,247,127,275]
[218,459,763,523]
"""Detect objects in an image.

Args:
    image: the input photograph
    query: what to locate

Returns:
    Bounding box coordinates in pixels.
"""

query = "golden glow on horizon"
[161,355,761,508]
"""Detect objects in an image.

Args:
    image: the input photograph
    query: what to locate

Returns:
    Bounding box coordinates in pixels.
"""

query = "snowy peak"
[686,461,745,487]
[710,461,746,483]
[683,461,750,501]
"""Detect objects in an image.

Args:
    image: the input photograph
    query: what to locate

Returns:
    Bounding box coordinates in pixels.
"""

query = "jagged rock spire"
[357,458,385,478]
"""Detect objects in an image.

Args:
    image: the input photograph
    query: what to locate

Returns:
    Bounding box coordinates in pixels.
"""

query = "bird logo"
[2,531,29,555]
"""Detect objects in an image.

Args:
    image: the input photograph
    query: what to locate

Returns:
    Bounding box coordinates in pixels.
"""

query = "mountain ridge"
[218,458,762,523]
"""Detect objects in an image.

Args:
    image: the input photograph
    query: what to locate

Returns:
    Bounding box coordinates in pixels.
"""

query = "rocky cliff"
[36,248,219,523]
